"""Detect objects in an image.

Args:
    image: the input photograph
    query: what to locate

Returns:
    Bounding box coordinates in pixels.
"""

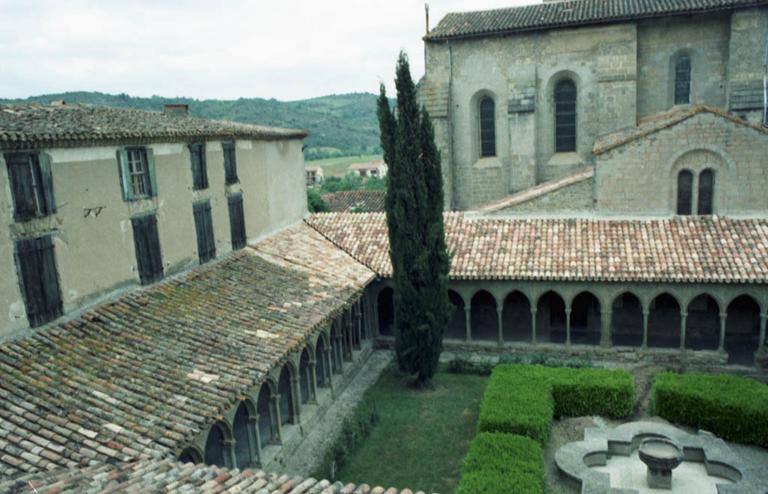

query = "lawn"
[307,154,382,178]
[336,364,488,494]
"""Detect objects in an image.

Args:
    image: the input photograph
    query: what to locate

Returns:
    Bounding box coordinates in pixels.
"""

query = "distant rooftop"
[0,102,307,150]
[425,0,766,41]
[349,159,386,170]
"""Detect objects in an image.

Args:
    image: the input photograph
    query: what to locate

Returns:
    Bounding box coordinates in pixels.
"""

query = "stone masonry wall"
[489,176,594,215]
[596,112,768,215]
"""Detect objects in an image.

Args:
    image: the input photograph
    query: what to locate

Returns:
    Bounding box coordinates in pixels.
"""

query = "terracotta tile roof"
[593,105,768,155]
[477,166,594,213]
[322,190,386,213]
[0,103,307,150]
[306,213,768,284]
[349,160,386,171]
[1,458,429,493]
[425,0,766,41]
[0,223,373,479]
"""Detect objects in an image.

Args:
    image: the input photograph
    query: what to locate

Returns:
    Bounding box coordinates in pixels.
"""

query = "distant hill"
[0,91,382,160]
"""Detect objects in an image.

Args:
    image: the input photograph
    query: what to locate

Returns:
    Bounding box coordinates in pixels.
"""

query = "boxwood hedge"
[653,372,768,447]
[456,432,544,494]
[477,365,635,445]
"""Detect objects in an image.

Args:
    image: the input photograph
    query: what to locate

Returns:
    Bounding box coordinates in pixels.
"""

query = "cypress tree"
[377,52,450,385]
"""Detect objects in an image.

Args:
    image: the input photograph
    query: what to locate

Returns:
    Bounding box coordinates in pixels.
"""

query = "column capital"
[496,306,504,314]
[680,311,688,318]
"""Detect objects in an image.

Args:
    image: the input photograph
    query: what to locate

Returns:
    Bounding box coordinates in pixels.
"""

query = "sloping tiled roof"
[425,0,767,41]
[0,223,373,479]
[0,458,427,494]
[322,190,386,213]
[306,213,768,284]
[477,166,594,213]
[0,103,307,150]
[593,105,768,155]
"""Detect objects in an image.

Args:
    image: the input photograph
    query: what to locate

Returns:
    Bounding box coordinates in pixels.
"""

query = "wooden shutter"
[193,201,216,263]
[223,142,238,185]
[228,194,246,249]
[132,214,163,285]
[146,148,158,197]
[189,143,209,190]
[5,152,37,221]
[116,149,134,201]
[38,153,57,215]
[15,235,62,327]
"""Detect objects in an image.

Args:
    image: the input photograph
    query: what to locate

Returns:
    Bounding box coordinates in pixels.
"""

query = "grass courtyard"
[336,364,488,493]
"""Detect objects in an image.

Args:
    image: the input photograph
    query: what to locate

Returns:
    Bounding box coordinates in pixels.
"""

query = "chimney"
[164,103,189,116]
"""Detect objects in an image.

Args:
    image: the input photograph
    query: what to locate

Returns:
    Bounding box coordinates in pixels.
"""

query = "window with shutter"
[117,147,156,200]
[479,97,496,157]
[15,235,63,327]
[228,194,246,250]
[131,214,164,285]
[223,142,238,185]
[677,170,693,215]
[554,79,577,152]
[674,55,691,105]
[697,169,715,215]
[189,143,209,190]
[193,201,216,263]
[4,152,56,221]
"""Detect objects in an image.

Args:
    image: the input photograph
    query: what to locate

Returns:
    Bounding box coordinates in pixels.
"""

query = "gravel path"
[280,350,393,476]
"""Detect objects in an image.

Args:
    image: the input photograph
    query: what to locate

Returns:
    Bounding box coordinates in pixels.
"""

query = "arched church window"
[479,97,496,157]
[677,169,693,215]
[674,55,691,105]
[697,168,714,215]
[554,79,577,152]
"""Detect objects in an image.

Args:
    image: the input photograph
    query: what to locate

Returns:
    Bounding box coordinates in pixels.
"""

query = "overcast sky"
[0,0,533,101]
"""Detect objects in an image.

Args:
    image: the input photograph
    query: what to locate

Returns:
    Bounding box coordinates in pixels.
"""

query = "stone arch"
[502,290,532,342]
[315,335,330,388]
[725,295,761,365]
[446,289,466,340]
[611,292,643,347]
[377,286,394,336]
[470,290,498,341]
[571,292,601,345]
[685,294,720,350]
[233,400,256,469]
[669,148,730,215]
[256,382,275,448]
[204,421,233,468]
[299,347,312,405]
[648,293,681,348]
[537,290,567,344]
[277,365,296,426]
[178,445,203,464]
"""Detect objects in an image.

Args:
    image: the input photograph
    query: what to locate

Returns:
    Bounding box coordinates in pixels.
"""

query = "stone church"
[419,0,768,213]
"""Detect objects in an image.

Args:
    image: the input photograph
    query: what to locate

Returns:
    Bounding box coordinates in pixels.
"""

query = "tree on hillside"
[377,52,450,386]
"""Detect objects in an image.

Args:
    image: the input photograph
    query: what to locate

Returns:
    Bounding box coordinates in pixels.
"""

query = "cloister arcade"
[177,296,372,470]
[374,281,767,366]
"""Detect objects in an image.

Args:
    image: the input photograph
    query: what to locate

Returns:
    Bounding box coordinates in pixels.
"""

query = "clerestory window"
[674,55,691,105]
[555,79,577,152]
[479,97,496,157]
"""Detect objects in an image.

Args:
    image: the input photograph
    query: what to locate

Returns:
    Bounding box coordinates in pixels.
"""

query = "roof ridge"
[304,214,383,276]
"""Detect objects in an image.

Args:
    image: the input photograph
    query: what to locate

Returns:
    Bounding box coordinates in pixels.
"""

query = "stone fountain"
[637,437,683,489]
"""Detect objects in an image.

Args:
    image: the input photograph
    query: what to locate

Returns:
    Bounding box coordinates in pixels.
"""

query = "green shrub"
[653,372,768,447]
[456,433,544,494]
[477,365,634,445]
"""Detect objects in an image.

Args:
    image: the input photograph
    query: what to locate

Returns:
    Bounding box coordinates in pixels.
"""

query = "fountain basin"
[638,438,683,489]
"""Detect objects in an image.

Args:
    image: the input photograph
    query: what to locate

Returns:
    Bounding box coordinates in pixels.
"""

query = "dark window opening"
[5,152,56,222]
[189,143,209,190]
[555,79,577,152]
[228,194,246,250]
[15,235,63,328]
[479,97,496,157]
[193,201,216,264]
[677,170,693,215]
[223,142,238,185]
[674,55,691,105]
[697,168,714,215]
[131,214,163,285]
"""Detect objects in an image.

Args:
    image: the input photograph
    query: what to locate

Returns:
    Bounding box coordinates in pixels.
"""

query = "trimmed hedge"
[456,432,544,494]
[653,372,768,447]
[477,365,635,445]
